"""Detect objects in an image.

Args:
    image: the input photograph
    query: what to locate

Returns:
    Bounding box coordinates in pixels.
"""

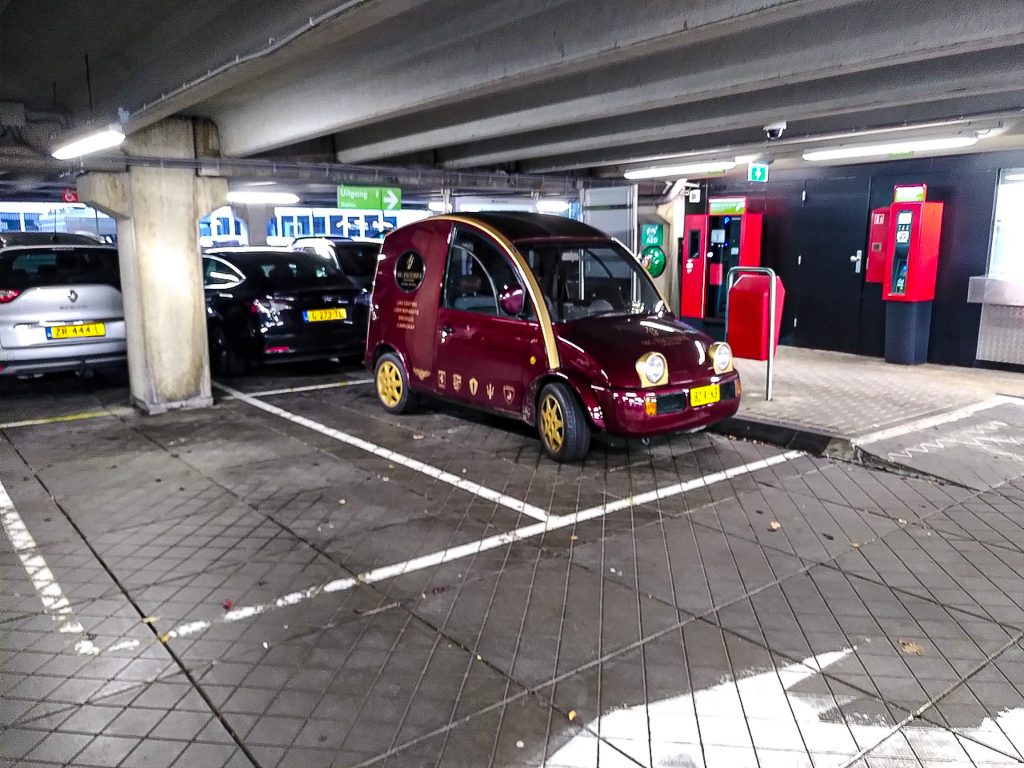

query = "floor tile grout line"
[837,630,1024,768]
[0,439,265,768]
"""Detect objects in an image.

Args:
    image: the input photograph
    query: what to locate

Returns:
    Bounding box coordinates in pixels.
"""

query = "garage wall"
[707,149,1024,366]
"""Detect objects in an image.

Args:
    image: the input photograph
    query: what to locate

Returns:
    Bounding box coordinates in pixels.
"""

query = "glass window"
[989,169,1024,281]
[227,251,351,290]
[0,213,19,232]
[202,256,244,288]
[443,227,529,318]
[0,247,120,289]
[281,217,296,239]
[298,215,312,236]
[520,241,665,323]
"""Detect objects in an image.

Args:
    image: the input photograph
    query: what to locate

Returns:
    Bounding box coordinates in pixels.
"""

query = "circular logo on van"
[395,251,425,292]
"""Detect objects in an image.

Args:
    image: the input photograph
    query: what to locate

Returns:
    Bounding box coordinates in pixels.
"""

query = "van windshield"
[0,247,120,290]
[519,240,666,323]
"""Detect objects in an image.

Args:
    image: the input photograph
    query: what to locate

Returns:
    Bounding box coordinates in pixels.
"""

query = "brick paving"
[735,347,1024,440]
[2,360,1024,767]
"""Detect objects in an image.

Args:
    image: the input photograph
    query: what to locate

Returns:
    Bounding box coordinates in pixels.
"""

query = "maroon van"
[365,213,740,461]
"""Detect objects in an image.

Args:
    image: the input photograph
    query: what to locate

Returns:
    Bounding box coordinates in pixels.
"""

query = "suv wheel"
[210,325,246,377]
[537,382,591,462]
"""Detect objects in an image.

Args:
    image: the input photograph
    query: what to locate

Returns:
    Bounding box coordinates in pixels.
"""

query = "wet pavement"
[2,361,1024,767]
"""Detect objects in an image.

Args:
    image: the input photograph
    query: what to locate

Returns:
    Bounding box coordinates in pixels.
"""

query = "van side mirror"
[498,286,525,316]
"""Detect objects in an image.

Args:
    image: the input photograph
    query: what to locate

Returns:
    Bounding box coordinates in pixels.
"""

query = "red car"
[365,213,740,461]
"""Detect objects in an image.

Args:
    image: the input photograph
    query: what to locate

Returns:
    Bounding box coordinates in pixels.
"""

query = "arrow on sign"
[383,189,400,210]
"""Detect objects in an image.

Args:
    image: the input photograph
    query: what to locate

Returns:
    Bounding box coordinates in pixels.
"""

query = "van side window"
[443,227,531,318]
[203,256,244,289]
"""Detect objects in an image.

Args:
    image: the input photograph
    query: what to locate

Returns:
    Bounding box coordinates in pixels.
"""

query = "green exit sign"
[336,185,402,211]
[640,223,664,247]
[747,163,769,183]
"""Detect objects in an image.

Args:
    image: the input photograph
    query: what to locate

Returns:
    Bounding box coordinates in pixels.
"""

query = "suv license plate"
[304,308,347,322]
[690,384,721,406]
[46,323,106,340]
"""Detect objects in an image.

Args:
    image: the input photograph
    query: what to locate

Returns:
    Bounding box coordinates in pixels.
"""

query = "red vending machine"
[679,197,762,328]
[865,207,890,285]
[881,185,944,364]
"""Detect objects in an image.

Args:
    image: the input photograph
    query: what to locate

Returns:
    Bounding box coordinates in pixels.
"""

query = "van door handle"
[440,325,453,342]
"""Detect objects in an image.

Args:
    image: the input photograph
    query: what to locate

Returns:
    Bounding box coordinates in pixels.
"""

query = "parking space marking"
[854,395,1024,447]
[0,480,99,655]
[0,406,133,430]
[160,449,802,643]
[221,377,373,400]
[215,382,550,521]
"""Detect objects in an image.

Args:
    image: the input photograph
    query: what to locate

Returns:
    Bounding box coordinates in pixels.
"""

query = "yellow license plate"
[690,383,721,406]
[46,323,106,340]
[303,308,347,322]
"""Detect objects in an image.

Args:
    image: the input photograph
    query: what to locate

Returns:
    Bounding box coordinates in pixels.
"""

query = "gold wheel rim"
[540,394,565,452]
[377,361,403,408]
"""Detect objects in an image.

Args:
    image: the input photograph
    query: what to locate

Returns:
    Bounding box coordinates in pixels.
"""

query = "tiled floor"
[2,361,1024,767]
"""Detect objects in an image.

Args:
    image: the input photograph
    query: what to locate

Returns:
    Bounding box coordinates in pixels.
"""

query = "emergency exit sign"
[336,185,402,211]
[747,162,769,183]
[640,223,664,247]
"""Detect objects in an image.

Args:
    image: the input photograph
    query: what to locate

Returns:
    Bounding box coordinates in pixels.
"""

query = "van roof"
[455,213,612,244]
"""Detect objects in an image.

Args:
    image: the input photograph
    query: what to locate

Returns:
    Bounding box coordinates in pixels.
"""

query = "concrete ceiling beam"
[434,47,1024,170]
[325,0,1024,164]
[207,0,863,155]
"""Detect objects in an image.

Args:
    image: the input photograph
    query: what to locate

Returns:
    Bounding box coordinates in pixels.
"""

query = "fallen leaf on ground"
[899,639,925,656]
[516,741,525,749]
[568,710,577,722]
[898,518,908,525]
[851,542,861,548]
[768,521,782,531]
[570,535,578,541]
[141,616,159,624]
[222,599,234,610]
[338,499,346,505]
[413,434,425,440]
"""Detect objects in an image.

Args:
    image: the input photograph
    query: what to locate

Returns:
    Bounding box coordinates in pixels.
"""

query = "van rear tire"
[537,382,591,462]
[374,352,417,414]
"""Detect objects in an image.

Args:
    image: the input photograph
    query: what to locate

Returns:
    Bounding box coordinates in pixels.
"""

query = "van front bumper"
[596,372,741,437]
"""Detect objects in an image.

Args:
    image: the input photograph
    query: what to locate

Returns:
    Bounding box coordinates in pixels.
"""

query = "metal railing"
[725,266,778,402]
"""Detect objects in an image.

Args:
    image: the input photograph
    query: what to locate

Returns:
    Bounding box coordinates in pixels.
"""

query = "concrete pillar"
[236,204,272,246]
[658,196,687,314]
[78,118,227,415]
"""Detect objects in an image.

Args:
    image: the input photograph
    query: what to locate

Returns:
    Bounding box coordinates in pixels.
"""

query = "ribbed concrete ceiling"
[2,0,1023,179]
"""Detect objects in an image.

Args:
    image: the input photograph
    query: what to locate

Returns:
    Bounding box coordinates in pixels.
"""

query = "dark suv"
[203,248,369,375]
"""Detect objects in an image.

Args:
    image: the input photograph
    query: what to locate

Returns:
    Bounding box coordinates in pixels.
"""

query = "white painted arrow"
[383,188,400,210]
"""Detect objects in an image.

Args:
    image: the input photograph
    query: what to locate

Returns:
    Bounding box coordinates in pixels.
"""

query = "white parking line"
[0,480,99,655]
[854,395,1024,447]
[215,382,550,522]
[222,378,373,399]
[160,449,802,643]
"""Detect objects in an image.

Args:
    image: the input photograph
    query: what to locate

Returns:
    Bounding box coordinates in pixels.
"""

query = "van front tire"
[374,352,417,414]
[537,382,591,462]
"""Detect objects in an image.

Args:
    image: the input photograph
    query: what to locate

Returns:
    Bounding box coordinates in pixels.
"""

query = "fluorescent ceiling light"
[427,201,448,213]
[226,190,300,205]
[624,161,736,179]
[803,136,978,162]
[734,154,760,163]
[1005,173,1024,182]
[52,125,126,160]
[536,199,570,213]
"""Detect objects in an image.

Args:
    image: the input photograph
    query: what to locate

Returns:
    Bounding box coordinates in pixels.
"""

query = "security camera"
[763,121,787,140]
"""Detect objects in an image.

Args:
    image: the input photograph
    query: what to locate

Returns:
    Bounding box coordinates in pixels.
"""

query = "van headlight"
[635,352,668,387]
[709,342,733,374]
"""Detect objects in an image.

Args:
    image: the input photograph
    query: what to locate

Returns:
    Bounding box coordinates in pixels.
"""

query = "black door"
[792,177,871,353]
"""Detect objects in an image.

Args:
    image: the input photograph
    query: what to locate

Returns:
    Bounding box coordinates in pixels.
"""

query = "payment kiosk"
[679,197,762,327]
[881,185,944,364]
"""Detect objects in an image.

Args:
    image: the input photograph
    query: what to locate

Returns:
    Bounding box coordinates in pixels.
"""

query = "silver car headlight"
[710,342,733,374]
[635,352,668,387]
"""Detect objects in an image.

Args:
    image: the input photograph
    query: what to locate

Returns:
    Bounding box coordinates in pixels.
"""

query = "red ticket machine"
[679,197,762,325]
[881,185,944,364]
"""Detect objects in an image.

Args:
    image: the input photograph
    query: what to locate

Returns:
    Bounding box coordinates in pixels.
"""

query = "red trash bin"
[726,274,785,361]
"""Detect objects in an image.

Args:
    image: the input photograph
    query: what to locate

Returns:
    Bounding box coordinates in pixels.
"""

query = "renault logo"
[68,290,79,303]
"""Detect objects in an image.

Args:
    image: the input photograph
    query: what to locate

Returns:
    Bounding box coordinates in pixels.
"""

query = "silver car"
[0,244,126,376]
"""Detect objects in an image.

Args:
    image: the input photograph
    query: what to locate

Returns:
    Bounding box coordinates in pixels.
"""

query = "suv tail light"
[0,289,21,304]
